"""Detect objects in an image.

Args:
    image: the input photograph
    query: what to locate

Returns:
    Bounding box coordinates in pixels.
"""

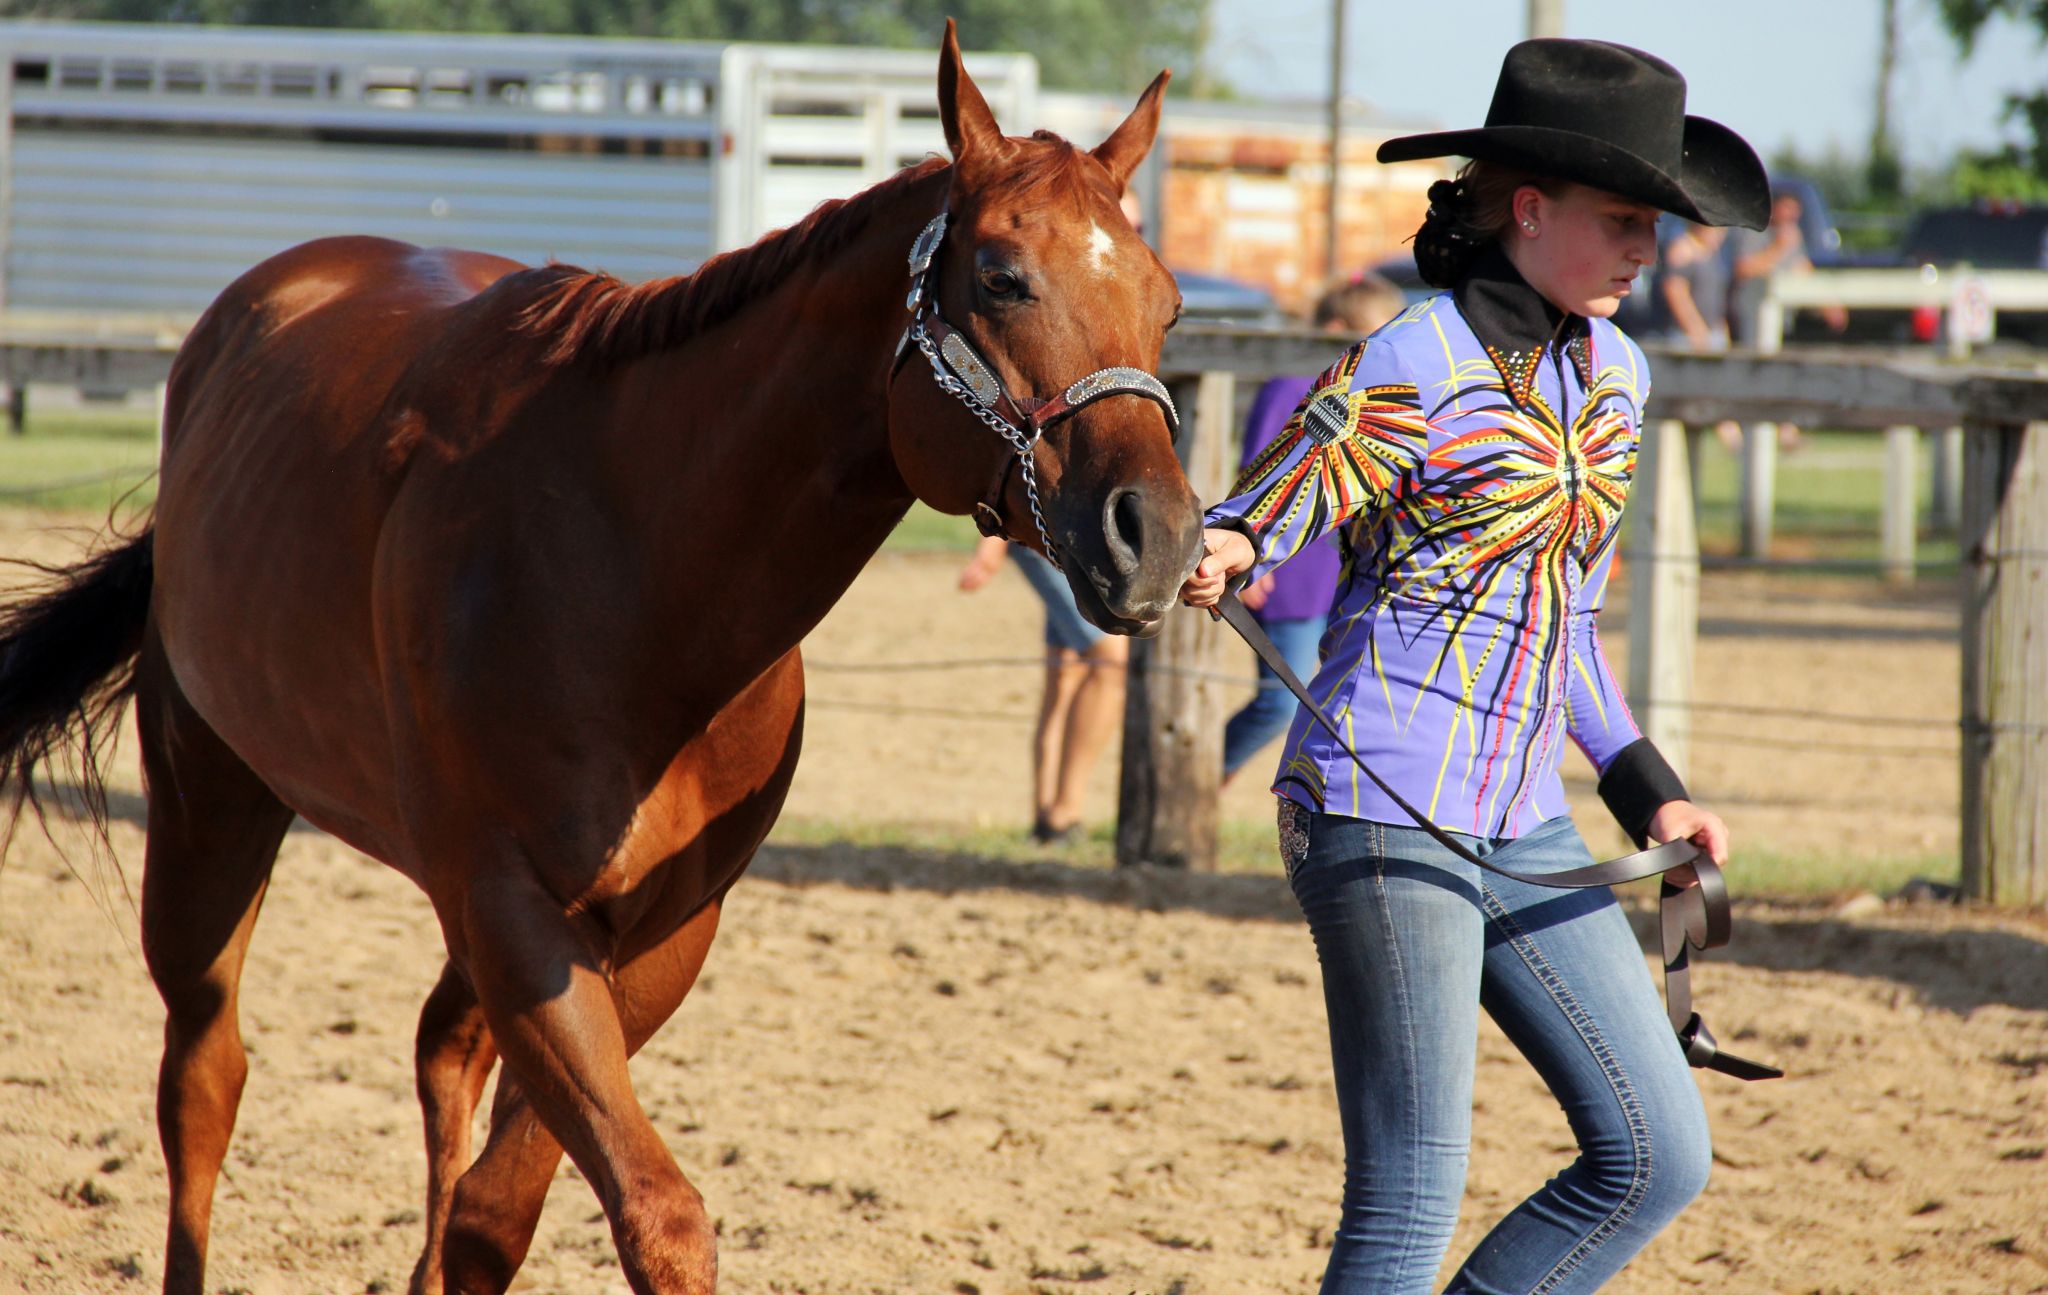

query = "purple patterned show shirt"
[1206,255,1652,839]
[1239,375,1342,622]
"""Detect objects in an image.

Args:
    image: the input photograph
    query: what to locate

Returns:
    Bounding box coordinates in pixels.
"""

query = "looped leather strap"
[1660,863,1779,1079]
[1212,590,1781,1081]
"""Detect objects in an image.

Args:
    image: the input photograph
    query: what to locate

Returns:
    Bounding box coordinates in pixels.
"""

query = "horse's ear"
[1091,69,1171,191]
[938,18,1008,165]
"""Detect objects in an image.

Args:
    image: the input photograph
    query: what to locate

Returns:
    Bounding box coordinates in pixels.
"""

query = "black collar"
[1453,243,1593,406]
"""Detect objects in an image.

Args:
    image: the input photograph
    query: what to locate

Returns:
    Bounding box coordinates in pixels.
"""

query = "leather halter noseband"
[895,211,1179,566]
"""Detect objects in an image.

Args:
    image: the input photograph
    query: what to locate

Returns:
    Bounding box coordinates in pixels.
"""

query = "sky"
[1207,0,2046,171]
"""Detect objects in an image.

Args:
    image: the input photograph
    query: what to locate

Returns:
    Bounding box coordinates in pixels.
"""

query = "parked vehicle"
[1174,269,1284,326]
[1896,202,2048,347]
[1899,202,2048,270]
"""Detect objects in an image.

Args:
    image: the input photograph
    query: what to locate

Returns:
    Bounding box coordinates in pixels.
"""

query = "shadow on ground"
[45,783,321,833]
[32,789,2044,1023]
[754,839,2048,1018]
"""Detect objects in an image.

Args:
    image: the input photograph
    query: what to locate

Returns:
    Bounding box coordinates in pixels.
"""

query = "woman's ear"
[1512,185,1544,237]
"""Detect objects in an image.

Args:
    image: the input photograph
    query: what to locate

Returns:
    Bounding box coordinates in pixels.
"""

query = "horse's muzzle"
[1064,481,1203,632]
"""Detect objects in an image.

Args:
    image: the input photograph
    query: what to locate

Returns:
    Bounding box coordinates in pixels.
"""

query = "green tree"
[1933,0,2048,194]
[0,0,1212,94]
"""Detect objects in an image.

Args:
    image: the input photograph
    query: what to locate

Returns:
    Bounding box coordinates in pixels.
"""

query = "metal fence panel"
[6,128,715,319]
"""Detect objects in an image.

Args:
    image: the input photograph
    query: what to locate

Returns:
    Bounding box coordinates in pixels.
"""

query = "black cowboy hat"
[1376,39,1769,230]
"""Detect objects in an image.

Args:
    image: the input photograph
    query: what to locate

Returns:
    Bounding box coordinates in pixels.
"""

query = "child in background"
[1223,273,1406,784]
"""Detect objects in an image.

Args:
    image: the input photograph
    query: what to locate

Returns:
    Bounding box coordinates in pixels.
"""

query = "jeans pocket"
[1277,800,1313,883]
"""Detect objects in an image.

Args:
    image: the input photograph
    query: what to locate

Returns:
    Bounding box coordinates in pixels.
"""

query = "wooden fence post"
[1685,424,1705,516]
[1626,418,1697,777]
[1959,419,2048,905]
[1116,370,1236,870]
[1739,421,1776,559]
[1740,288,1785,559]
[1930,426,1963,531]
[1881,424,1918,585]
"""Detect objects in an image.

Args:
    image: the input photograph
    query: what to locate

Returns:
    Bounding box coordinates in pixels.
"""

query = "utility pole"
[1868,0,1903,197]
[1325,0,1347,280]
[1526,0,1564,38]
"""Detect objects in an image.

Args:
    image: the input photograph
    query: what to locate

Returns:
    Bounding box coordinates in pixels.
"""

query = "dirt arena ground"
[1,511,2044,1294]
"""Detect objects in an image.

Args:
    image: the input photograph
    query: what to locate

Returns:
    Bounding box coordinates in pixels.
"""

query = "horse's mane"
[518,157,957,368]
[519,134,1100,368]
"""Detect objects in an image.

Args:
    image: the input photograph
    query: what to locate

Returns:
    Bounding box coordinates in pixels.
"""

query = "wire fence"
[0,464,1968,765]
[0,464,152,501]
[803,652,1962,760]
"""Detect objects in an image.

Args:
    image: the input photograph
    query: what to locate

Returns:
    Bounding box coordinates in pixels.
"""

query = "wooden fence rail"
[1137,327,2048,906]
[3,324,2042,901]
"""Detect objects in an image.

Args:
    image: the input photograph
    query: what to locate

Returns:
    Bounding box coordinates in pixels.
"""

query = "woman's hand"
[1179,527,1256,609]
[1647,799,1729,868]
[957,534,1008,593]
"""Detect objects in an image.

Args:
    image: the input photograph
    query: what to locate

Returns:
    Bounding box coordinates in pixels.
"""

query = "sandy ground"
[1,511,2044,1295]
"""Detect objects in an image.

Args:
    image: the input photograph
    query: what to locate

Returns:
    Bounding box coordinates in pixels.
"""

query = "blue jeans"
[1280,807,1710,1295]
[1008,544,1105,653]
[1223,613,1326,776]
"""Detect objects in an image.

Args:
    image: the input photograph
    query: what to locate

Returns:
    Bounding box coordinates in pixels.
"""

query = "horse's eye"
[980,268,1022,299]
[1166,300,1184,332]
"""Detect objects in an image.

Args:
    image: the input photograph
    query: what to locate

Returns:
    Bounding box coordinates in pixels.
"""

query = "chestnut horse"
[0,25,1199,1294]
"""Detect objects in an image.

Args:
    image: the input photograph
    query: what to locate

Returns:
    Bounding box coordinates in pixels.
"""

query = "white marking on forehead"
[1087,221,1117,277]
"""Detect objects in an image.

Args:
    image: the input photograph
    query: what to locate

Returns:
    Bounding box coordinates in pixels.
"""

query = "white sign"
[1950,272,1995,346]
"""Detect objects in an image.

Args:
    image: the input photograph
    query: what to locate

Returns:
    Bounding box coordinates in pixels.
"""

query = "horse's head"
[888,22,1203,636]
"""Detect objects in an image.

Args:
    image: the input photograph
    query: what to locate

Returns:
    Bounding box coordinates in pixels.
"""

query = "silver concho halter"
[896,211,1179,566]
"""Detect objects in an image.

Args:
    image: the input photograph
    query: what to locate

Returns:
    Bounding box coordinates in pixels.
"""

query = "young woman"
[1179,39,1769,1295]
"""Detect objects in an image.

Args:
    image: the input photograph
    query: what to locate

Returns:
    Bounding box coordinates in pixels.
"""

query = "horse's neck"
[636,170,944,665]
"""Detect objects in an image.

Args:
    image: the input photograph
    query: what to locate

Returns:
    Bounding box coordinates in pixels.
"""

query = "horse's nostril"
[1104,487,1145,576]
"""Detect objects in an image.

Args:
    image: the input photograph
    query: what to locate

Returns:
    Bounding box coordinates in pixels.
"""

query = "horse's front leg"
[430,888,725,1295]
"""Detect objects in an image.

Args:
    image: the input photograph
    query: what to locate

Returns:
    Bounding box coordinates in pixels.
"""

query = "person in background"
[958,538,1126,844]
[1727,187,1811,348]
[1727,187,1847,448]
[1649,219,1743,447]
[1223,273,1407,785]
[1656,220,1731,350]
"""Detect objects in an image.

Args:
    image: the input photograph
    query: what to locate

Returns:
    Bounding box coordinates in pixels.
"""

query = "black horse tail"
[0,526,154,860]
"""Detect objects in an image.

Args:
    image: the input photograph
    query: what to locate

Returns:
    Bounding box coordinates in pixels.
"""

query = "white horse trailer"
[0,22,1036,333]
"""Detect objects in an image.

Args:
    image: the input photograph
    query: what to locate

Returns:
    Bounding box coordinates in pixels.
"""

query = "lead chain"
[911,317,1061,566]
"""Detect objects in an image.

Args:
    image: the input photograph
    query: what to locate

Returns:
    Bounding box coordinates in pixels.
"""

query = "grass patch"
[1689,429,1960,570]
[0,405,158,511]
[883,502,982,553]
[1720,848,1952,901]
[1615,847,1952,905]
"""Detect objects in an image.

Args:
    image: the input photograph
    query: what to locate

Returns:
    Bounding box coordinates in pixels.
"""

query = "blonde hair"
[1313,274,1406,334]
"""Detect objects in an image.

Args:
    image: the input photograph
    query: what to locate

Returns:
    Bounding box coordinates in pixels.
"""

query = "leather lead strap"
[1213,590,1781,1081]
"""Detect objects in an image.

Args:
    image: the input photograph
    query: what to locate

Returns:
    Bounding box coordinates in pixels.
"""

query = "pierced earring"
[1521,220,1537,233]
